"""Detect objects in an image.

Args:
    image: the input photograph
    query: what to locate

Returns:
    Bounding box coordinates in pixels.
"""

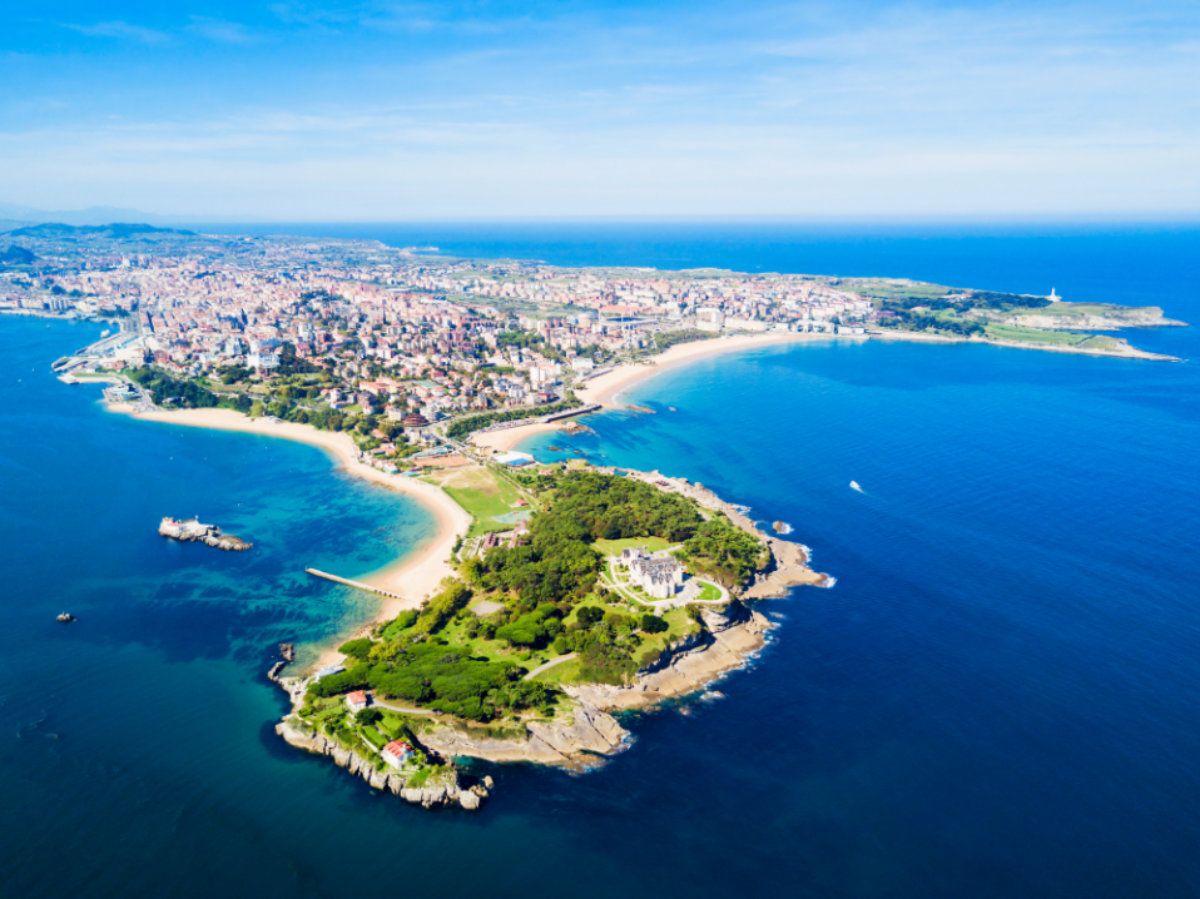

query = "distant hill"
[0,202,166,226]
[0,244,37,266]
[5,222,196,240]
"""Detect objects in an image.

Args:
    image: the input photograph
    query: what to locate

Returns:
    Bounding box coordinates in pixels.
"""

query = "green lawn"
[629,606,701,659]
[594,535,672,556]
[838,277,951,302]
[1077,335,1125,351]
[695,580,722,601]
[432,466,527,537]
[360,726,388,749]
[530,656,583,684]
[985,324,1090,346]
[434,620,528,666]
[377,711,411,739]
[1022,302,1127,317]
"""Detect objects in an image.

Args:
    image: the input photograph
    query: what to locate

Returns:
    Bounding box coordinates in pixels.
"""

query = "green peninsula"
[275,463,821,810]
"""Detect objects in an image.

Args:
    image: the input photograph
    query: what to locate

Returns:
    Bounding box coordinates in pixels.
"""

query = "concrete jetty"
[305,568,404,600]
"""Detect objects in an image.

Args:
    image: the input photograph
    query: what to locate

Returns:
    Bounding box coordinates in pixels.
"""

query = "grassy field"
[695,580,723,601]
[427,465,527,537]
[838,277,951,302]
[985,324,1089,346]
[986,324,1129,353]
[530,656,583,684]
[636,606,701,656]
[1022,302,1125,317]
[359,725,388,750]
[594,536,672,555]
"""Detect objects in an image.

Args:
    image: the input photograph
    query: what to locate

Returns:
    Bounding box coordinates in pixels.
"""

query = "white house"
[381,739,414,768]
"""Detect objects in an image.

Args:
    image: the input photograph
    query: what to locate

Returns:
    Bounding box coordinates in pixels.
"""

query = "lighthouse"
[1048,287,1061,302]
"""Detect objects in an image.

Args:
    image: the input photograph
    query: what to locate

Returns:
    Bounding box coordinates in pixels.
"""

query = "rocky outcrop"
[745,536,829,598]
[275,718,486,810]
[159,517,251,551]
[569,605,774,712]
[420,702,628,768]
[621,469,829,596]
[419,602,777,767]
[526,702,628,760]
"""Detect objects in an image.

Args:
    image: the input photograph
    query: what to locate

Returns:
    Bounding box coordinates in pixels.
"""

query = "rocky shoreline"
[269,467,828,808]
[274,719,490,810]
[418,700,628,768]
[270,594,782,797]
[570,600,774,712]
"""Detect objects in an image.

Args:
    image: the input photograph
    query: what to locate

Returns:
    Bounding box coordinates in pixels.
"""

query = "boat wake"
[849,480,865,494]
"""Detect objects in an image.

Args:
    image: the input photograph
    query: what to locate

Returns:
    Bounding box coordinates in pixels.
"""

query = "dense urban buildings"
[0,226,877,462]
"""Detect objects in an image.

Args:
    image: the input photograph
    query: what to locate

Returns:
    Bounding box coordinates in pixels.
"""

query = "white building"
[621,548,684,599]
[381,740,414,768]
[695,307,725,332]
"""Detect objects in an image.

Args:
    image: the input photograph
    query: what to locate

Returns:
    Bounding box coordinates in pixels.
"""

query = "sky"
[1,1,1198,221]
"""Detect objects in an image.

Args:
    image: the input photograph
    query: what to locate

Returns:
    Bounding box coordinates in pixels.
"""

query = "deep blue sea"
[2,223,1199,897]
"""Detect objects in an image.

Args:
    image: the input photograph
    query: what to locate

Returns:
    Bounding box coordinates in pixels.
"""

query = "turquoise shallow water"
[2,224,1199,897]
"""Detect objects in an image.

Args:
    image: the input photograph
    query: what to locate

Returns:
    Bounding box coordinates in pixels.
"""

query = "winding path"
[523,652,578,681]
[370,697,442,717]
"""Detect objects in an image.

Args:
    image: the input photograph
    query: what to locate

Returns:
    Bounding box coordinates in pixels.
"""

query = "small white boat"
[56,612,76,623]
[849,480,864,494]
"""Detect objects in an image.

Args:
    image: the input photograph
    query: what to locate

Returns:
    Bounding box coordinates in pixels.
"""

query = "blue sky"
[2,1,1197,220]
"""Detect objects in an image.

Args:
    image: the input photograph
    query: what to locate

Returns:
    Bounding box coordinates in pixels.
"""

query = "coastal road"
[370,698,442,717]
[523,652,577,681]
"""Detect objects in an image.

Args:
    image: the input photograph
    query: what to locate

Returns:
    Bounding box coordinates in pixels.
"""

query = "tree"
[355,708,383,726]
[576,606,604,627]
[640,613,668,634]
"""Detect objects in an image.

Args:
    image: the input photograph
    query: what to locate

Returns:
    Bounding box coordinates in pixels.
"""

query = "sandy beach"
[467,332,850,453]
[577,331,850,409]
[109,404,472,665]
[471,421,562,453]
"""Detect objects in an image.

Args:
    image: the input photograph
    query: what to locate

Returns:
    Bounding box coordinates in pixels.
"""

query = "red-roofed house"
[345,690,369,712]
[381,739,414,768]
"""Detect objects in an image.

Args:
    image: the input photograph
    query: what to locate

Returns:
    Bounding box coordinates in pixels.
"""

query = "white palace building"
[620,547,685,599]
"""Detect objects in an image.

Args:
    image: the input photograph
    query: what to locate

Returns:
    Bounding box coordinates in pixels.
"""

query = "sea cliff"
[274,718,490,810]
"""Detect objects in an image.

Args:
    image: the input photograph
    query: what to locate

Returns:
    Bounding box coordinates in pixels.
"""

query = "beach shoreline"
[106,403,472,667]
[470,420,562,453]
[576,331,849,410]
[570,328,1177,421]
[106,333,841,676]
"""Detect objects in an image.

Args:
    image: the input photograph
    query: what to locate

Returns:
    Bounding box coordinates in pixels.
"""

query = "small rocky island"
[158,516,252,551]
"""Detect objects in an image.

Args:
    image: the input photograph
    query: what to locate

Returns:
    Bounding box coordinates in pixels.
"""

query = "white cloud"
[64,20,171,46]
[10,2,1199,217]
[187,17,258,45]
